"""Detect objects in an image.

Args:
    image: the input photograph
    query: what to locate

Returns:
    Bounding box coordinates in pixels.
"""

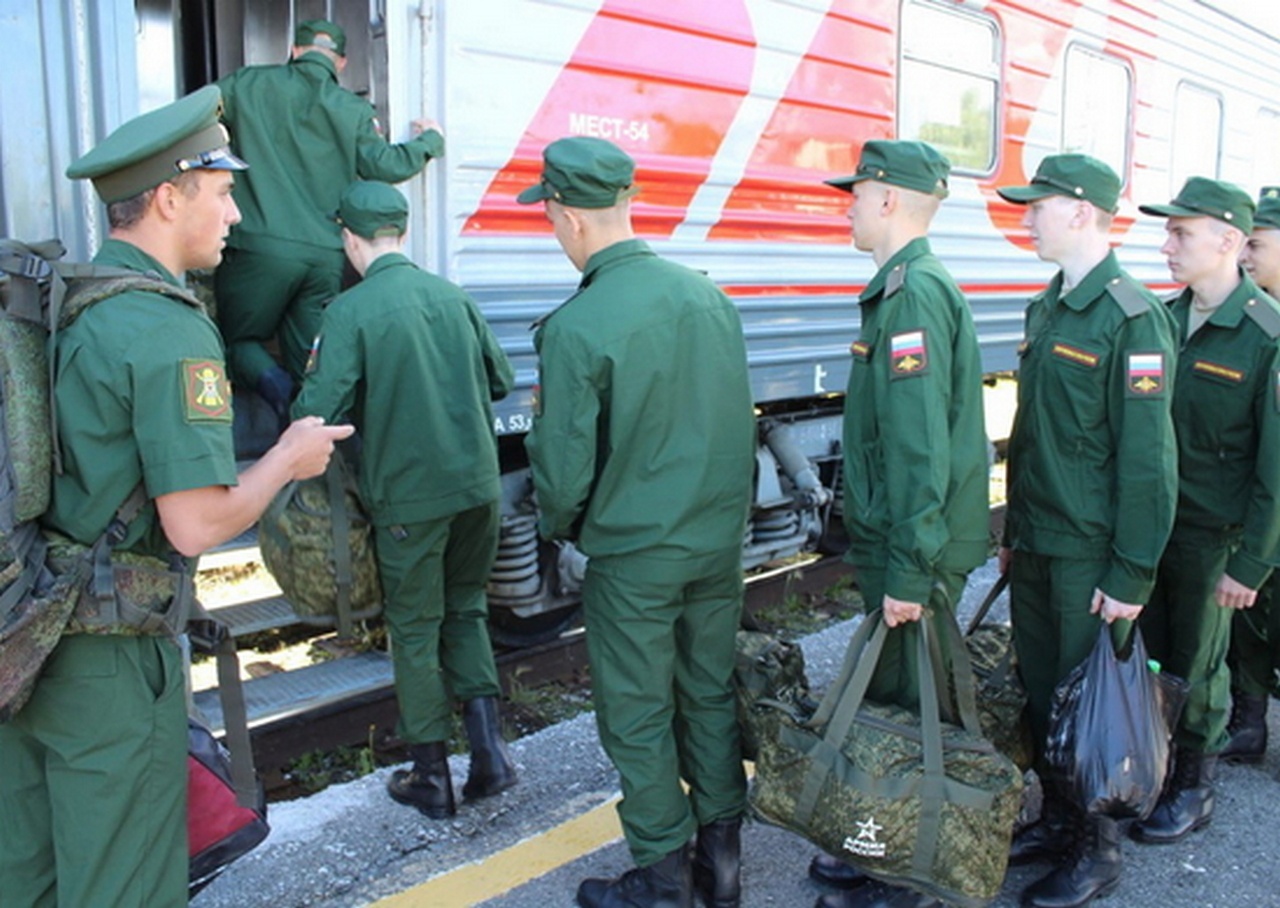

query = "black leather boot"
[1010,778,1079,865]
[808,853,869,890]
[461,696,518,799]
[1220,692,1268,764]
[386,742,456,818]
[1130,749,1216,844]
[815,879,942,908]
[1020,815,1121,908]
[693,816,741,908]
[576,846,693,908]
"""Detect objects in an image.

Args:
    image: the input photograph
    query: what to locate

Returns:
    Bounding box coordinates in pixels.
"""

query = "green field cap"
[295,19,346,56]
[516,137,639,208]
[1254,186,1280,230]
[66,84,247,204]
[997,153,1120,213]
[1139,176,1254,233]
[337,181,408,238]
[824,140,950,199]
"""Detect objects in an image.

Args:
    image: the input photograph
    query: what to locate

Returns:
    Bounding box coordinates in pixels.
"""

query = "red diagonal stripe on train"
[462,0,755,237]
[708,0,898,244]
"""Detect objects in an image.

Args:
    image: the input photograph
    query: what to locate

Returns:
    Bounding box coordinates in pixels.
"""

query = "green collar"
[861,236,932,303]
[580,238,654,288]
[1053,250,1121,312]
[93,238,181,286]
[1172,268,1260,330]
[363,251,413,279]
[293,52,339,83]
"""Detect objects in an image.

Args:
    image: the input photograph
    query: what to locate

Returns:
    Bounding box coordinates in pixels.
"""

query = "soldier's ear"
[880,186,898,216]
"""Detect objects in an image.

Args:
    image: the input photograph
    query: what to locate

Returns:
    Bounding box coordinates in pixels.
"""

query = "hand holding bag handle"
[792,595,999,884]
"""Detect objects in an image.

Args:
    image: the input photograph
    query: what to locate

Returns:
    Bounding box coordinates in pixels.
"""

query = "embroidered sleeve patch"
[1191,359,1245,383]
[1126,352,1166,397]
[182,358,232,423]
[889,329,928,378]
[1050,342,1100,368]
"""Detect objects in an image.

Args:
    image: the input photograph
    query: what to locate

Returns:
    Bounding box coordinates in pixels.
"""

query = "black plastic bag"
[1044,625,1184,819]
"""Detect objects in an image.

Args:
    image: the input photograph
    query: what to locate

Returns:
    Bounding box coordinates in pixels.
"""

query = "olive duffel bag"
[750,610,1023,908]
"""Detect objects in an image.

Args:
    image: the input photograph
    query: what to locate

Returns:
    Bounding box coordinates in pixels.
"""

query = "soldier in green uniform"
[1221,186,1280,762]
[292,181,517,818]
[0,86,350,908]
[994,154,1178,908]
[807,140,988,908]
[519,137,755,908]
[215,19,444,425]
[1130,178,1280,844]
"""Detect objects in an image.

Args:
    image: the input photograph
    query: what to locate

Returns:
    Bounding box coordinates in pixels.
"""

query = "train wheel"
[487,605,582,649]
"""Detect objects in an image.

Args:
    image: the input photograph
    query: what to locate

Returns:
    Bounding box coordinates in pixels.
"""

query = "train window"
[899,0,1000,174]
[1171,83,1223,190]
[1253,109,1280,191]
[1062,47,1131,182]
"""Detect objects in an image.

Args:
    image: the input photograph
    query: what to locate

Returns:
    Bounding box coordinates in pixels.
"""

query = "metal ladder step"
[192,650,394,736]
[202,595,302,636]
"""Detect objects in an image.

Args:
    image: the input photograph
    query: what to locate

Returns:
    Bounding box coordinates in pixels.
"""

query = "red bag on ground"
[188,718,270,896]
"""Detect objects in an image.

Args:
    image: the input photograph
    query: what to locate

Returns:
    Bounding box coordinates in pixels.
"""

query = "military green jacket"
[1167,271,1280,589]
[842,237,988,604]
[44,239,238,558]
[1005,251,1178,604]
[217,53,444,256]
[293,252,512,525]
[525,239,754,558]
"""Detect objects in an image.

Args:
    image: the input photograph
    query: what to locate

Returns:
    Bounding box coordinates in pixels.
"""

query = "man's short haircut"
[106,169,203,230]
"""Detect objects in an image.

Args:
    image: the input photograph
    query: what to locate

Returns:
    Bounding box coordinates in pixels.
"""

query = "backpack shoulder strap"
[59,271,204,329]
[49,273,205,475]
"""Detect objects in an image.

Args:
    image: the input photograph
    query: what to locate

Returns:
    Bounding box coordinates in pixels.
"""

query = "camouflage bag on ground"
[259,451,381,637]
[0,239,190,720]
[733,630,817,761]
[964,574,1033,771]
[750,611,1023,908]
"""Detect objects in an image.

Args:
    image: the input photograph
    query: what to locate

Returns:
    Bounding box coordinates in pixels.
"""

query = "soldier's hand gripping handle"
[276,416,356,481]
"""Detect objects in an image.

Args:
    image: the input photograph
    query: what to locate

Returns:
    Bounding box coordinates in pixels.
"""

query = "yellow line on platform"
[371,796,623,908]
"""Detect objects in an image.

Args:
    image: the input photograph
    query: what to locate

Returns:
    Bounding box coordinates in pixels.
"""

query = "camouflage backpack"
[964,574,1034,771]
[258,451,382,638]
[733,630,816,761]
[0,238,183,719]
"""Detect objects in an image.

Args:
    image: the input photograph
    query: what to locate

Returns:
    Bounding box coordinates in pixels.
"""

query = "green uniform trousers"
[853,566,968,715]
[1009,552,1115,763]
[215,245,346,387]
[0,634,187,908]
[582,547,748,867]
[375,502,503,744]
[1228,574,1280,699]
[1141,530,1236,754]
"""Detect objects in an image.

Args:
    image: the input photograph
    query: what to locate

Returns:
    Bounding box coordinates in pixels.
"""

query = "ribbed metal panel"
[1,0,137,260]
